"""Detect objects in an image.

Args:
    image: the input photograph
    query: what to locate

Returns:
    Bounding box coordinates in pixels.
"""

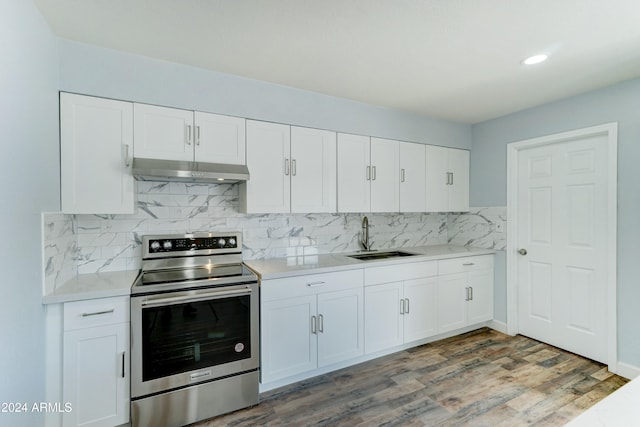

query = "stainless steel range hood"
[132,158,250,183]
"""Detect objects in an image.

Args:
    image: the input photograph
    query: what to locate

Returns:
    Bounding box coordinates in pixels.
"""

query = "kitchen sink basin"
[347,250,418,261]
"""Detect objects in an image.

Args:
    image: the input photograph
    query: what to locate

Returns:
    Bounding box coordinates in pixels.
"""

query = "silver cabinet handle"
[404,298,410,314]
[311,315,317,334]
[318,314,324,333]
[195,125,201,146]
[81,309,114,317]
[470,286,473,301]
[366,165,371,181]
[446,172,450,185]
[124,144,130,167]
[518,248,528,256]
[284,158,290,176]
[121,351,126,378]
[372,166,377,180]
[185,124,192,145]
[450,172,454,185]
[400,299,405,315]
[292,159,297,176]
[401,168,405,183]
[465,287,470,301]
[306,281,325,287]
[463,263,475,266]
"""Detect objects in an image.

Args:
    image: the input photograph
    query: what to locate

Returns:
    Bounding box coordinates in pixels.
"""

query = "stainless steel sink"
[347,250,418,261]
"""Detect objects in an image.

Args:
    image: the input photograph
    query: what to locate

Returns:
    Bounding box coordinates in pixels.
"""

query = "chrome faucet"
[360,216,370,251]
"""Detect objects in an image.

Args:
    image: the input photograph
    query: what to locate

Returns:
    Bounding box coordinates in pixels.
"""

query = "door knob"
[518,248,528,256]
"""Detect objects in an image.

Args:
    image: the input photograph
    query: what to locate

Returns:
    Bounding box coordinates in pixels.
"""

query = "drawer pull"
[306,281,326,287]
[462,263,475,266]
[81,309,115,317]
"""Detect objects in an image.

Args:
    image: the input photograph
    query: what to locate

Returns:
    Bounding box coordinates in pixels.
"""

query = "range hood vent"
[132,158,249,183]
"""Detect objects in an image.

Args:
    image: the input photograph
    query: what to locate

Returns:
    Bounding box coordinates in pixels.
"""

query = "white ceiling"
[34,0,640,124]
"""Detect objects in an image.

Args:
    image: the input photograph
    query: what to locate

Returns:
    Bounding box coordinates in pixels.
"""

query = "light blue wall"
[0,1,59,426]
[471,77,640,367]
[57,39,472,149]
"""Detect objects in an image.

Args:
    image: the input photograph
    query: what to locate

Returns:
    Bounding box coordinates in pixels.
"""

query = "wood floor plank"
[194,328,627,427]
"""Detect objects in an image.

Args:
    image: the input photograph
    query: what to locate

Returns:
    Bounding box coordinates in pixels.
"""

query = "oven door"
[130,282,259,399]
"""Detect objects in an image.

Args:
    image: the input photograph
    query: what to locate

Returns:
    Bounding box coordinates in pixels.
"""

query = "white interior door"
[516,133,610,363]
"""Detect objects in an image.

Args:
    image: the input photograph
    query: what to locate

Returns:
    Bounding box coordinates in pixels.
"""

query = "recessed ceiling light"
[522,54,548,65]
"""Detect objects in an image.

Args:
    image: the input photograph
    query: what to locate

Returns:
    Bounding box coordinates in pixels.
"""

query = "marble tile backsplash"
[42,180,506,291]
[42,212,77,293]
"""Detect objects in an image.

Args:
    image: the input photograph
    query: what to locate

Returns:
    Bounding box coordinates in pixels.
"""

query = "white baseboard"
[614,362,640,380]
[488,319,509,335]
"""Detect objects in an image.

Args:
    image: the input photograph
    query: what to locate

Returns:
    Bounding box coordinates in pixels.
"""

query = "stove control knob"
[218,238,226,247]
[228,237,236,247]
[163,240,173,251]
[150,241,161,251]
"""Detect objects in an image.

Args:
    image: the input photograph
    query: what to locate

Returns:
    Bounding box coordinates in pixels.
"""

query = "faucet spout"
[360,216,370,251]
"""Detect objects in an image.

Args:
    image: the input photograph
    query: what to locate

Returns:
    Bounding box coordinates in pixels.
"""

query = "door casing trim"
[506,123,618,373]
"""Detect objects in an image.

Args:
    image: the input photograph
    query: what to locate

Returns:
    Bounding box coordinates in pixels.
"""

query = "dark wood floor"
[195,328,627,426]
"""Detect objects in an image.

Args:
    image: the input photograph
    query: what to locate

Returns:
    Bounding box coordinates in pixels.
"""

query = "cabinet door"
[467,268,494,325]
[399,142,426,212]
[243,120,291,213]
[194,112,246,165]
[60,93,135,214]
[425,145,449,212]
[133,103,194,161]
[370,138,400,212]
[290,127,337,213]
[317,288,364,367]
[337,133,370,213]
[403,277,438,342]
[448,149,470,212]
[437,273,468,334]
[364,282,403,354]
[261,295,317,383]
[63,324,129,427]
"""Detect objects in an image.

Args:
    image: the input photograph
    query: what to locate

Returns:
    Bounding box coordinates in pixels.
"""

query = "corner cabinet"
[62,297,130,427]
[425,145,470,212]
[240,121,337,213]
[133,103,246,165]
[60,93,135,214]
[437,255,494,334]
[337,134,399,213]
[260,270,364,384]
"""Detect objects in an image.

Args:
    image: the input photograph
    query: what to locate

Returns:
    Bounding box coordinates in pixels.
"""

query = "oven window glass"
[142,294,251,381]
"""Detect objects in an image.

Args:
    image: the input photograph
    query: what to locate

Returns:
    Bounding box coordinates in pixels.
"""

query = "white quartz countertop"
[564,375,640,426]
[42,270,139,304]
[244,245,495,280]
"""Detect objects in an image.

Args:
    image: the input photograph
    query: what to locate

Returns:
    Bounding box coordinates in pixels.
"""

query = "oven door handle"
[140,287,252,308]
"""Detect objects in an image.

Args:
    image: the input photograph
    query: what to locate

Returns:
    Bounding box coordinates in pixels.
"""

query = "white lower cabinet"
[62,297,130,427]
[260,270,364,384]
[437,255,494,334]
[364,261,438,354]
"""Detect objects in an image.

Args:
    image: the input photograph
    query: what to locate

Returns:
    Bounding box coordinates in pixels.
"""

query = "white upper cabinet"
[425,145,469,212]
[242,120,291,213]
[133,104,193,161]
[290,126,337,213]
[193,111,246,165]
[370,137,400,212]
[241,123,337,213]
[337,133,371,213]
[60,93,135,214]
[337,134,399,213]
[133,104,246,164]
[399,142,426,212]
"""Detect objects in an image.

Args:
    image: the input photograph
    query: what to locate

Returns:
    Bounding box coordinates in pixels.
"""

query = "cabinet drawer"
[438,255,494,275]
[261,269,363,302]
[364,261,437,286]
[64,296,130,331]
